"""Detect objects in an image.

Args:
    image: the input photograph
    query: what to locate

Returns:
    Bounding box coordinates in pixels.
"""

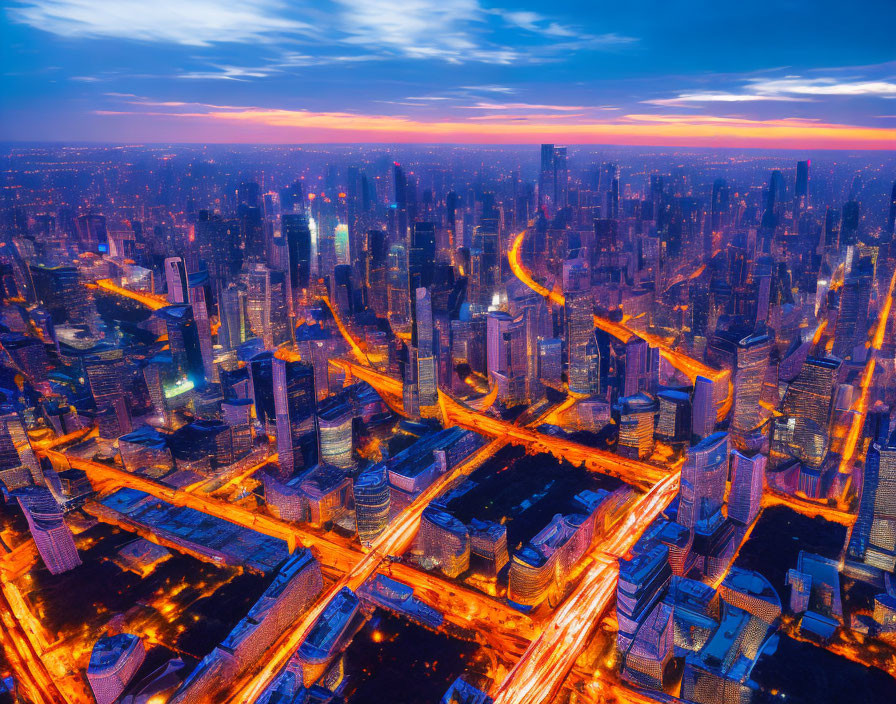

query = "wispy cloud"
[9,0,636,69]
[746,77,896,97]
[458,102,588,111]
[461,84,515,94]
[8,0,311,46]
[647,74,896,106]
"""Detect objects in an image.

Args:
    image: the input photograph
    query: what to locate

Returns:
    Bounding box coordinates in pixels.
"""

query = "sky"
[2,0,896,148]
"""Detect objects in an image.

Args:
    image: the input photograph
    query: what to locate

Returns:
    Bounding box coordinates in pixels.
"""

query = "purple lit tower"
[14,485,81,574]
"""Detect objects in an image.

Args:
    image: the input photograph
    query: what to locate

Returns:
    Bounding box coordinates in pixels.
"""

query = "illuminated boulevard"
[492,472,680,704]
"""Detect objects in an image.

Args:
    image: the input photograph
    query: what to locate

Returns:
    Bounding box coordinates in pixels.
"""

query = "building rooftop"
[298,587,359,662]
[88,633,141,674]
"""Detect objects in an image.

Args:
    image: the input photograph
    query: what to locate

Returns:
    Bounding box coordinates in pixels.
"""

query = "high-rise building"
[87,633,146,704]
[164,256,189,304]
[353,468,390,543]
[420,506,470,578]
[678,432,730,532]
[730,331,771,440]
[655,390,691,444]
[833,258,873,357]
[414,287,438,408]
[538,337,563,388]
[13,485,81,574]
[617,544,672,651]
[0,406,42,490]
[850,429,896,571]
[564,259,598,395]
[282,213,312,299]
[245,263,290,350]
[273,355,317,477]
[157,305,206,388]
[486,310,528,404]
[783,356,838,425]
[219,284,249,351]
[317,399,354,469]
[624,339,653,397]
[409,222,437,291]
[618,393,657,460]
[691,376,716,440]
[538,144,568,212]
[728,450,766,526]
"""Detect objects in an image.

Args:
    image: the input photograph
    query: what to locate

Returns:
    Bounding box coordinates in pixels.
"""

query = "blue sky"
[2,0,896,147]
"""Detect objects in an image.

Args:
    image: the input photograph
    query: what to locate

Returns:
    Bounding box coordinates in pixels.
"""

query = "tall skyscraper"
[564,259,597,395]
[353,468,390,543]
[538,144,568,212]
[245,263,290,350]
[164,256,189,304]
[833,258,873,357]
[282,213,312,300]
[0,406,42,491]
[624,339,652,398]
[414,287,438,408]
[218,284,249,351]
[730,331,771,441]
[409,222,437,291]
[782,356,838,438]
[678,432,730,532]
[728,450,766,526]
[849,429,896,571]
[273,355,317,478]
[14,485,81,574]
[158,305,206,388]
[486,310,528,404]
[692,376,716,440]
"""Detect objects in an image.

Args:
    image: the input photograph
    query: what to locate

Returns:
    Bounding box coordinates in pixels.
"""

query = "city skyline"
[3,1,896,147]
[2,3,896,704]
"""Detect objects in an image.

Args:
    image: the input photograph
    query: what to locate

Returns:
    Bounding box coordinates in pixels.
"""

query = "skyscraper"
[678,432,730,532]
[730,331,771,441]
[728,450,766,526]
[409,222,437,291]
[414,287,438,408]
[0,406,42,491]
[218,284,249,351]
[282,213,312,300]
[624,339,653,398]
[353,468,390,543]
[833,259,872,357]
[273,354,317,477]
[245,263,290,350]
[164,256,189,304]
[486,310,528,404]
[564,259,597,395]
[538,144,568,212]
[14,485,81,574]
[158,305,206,388]
[850,429,896,571]
[692,376,716,440]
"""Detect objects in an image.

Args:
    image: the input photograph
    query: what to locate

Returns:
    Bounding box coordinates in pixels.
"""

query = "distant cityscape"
[0,140,891,704]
